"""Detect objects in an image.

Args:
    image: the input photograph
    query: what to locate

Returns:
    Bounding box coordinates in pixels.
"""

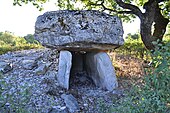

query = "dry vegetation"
[108,52,145,91]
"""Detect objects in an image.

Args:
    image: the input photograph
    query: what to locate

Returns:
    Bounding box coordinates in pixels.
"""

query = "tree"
[126,33,140,40]
[24,34,35,44]
[13,0,170,50]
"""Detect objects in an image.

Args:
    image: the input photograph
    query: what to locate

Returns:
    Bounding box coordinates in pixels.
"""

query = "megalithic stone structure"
[57,51,72,89]
[34,10,124,91]
[85,52,118,91]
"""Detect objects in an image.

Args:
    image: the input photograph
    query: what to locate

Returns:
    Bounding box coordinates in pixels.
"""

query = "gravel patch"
[0,48,124,113]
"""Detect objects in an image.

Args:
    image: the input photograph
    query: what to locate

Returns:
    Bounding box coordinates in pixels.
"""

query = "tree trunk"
[115,0,169,50]
[153,3,169,42]
[140,0,169,50]
[140,0,156,50]
[140,19,155,50]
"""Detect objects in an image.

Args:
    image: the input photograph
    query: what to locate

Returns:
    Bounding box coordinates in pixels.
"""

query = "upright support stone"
[85,52,118,91]
[57,51,72,89]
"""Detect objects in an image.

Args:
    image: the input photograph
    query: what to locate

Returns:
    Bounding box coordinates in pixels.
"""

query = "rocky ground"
[0,48,143,113]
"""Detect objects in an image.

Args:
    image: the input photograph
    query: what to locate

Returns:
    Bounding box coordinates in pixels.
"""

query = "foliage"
[13,0,48,11]
[165,24,170,37]
[0,31,15,45]
[111,41,170,113]
[115,34,148,59]
[158,0,170,19]
[12,0,170,21]
[12,0,170,50]
[125,33,140,40]
[0,31,42,55]
[24,34,39,44]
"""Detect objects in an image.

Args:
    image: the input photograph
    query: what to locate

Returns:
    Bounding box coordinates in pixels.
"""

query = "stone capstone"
[57,51,72,89]
[34,10,124,51]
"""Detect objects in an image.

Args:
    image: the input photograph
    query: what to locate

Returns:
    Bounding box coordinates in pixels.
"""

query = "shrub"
[0,32,42,55]
[111,41,170,113]
[115,35,148,59]
[24,34,39,44]
[0,32,15,45]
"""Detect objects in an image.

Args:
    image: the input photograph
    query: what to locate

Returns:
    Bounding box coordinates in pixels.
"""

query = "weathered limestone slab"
[34,10,124,51]
[57,51,72,89]
[85,52,118,91]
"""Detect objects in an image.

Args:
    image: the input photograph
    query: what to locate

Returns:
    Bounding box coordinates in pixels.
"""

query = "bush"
[0,32,42,55]
[111,41,170,113]
[0,32,15,45]
[115,35,148,59]
[24,34,39,44]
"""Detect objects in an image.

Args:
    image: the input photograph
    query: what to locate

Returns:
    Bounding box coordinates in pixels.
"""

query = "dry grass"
[109,52,146,89]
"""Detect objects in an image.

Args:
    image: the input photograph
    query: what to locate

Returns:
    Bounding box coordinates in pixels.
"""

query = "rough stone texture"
[49,106,68,113]
[34,62,51,75]
[22,59,37,70]
[85,52,118,91]
[57,51,72,89]
[0,61,12,74]
[34,10,124,51]
[61,94,80,113]
[0,49,126,113]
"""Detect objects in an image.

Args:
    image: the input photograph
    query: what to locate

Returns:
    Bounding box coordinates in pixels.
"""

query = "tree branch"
[89,0,116,12]
[89,0,135,15]
[157,0,167,3]
[115,0,143,19]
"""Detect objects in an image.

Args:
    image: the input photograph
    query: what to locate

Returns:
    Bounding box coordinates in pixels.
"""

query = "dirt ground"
[108,52,146,90]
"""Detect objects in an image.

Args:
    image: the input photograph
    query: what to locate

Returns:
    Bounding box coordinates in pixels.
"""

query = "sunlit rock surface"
[34,10,124,51]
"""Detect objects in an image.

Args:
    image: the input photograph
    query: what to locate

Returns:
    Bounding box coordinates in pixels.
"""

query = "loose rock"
[34,62,51,75]
[0,61,12,74]
[61,94,80,113]
[49,106,68,113]
[22,59,37,70]
[0,49,125,113]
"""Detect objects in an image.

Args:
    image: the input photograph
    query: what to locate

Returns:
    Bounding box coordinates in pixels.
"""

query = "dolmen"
[34,10,124,91]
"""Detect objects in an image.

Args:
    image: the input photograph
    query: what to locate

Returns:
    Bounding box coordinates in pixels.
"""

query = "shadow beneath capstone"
[69,52,95,89]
